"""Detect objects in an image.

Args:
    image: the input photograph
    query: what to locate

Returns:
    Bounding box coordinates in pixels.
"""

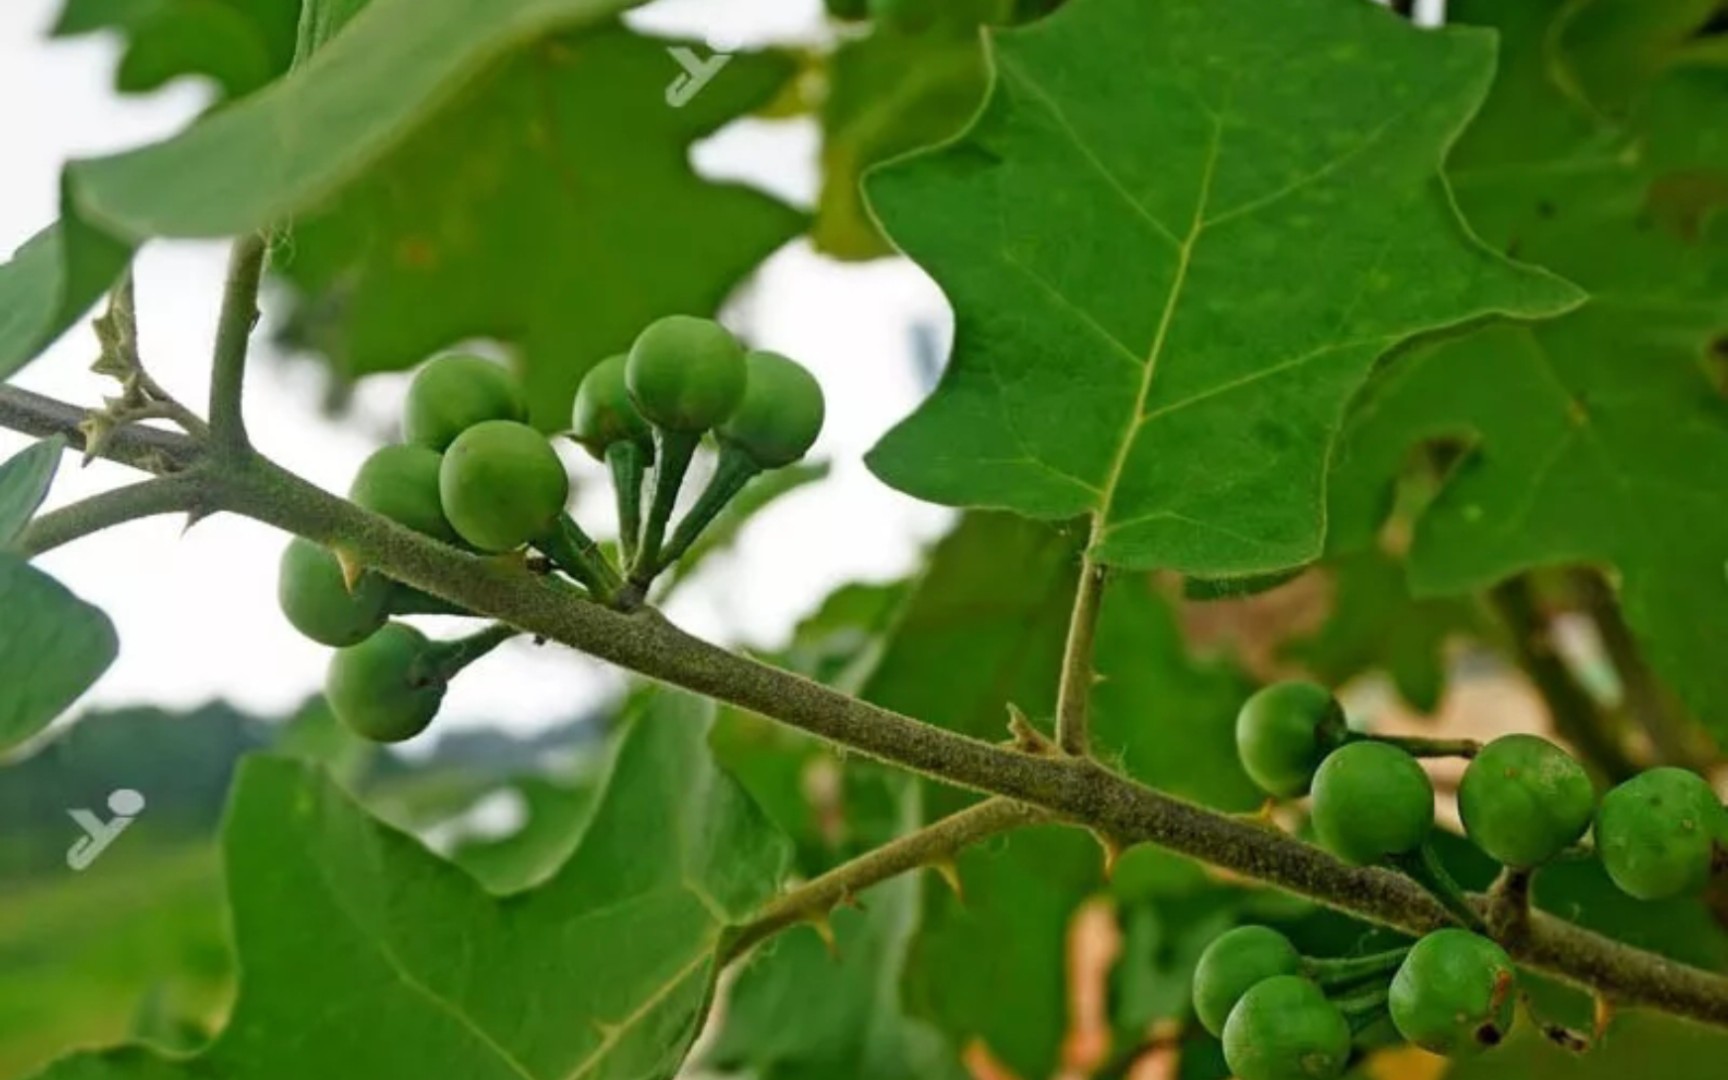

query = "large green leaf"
[863,0,1581,579]
[0,554,118,753]
[274,24,806,426]
[0,437,64,547]
[1329,0,1728,729]
[36,692,790,1080]
[53,0,302,100]
[0,0,641,381]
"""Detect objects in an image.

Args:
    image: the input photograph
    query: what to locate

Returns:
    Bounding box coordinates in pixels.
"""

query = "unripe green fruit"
[570,354,652,460]
[1389,930,1516,1056]
[325,623,445,743]
[1236,681,1345,798]
[277,538,390,647]
[719,350,825,468]
[625,315,746,433]
[348,445,459,544]
[439,420,569,553]
[1193,925,1303,1037]
[1459,734,1594,868]
[1222,975,1350,1080]
[403,354,526,451]
[1311,741,1433,866]
[1596,767,1728,900]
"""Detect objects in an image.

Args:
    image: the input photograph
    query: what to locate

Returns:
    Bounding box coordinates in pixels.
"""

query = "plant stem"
[389,585,476,618]
[1391,843,1486,933]
[207,232,268,458]
[1489,576,1640,782]
[101,273,211,439]
[17,475,202,556]
[1486,865,1534,948]
[428,621,519,679]
[534,512,620,600]
[1055,551,1108,756]
[1305,947,1410,992]
[1569,567,1709,767]
[1352,732,1481,759]
[4,387,1728,1031]
[658,442,758,570]
[606,440,647,566]
[722,797,1050,961]
[0,385,200,474]
[631,428,699,585]
[1333,985,1391,1033]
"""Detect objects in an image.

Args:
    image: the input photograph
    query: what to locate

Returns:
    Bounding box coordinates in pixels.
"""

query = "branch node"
[1005,704,1057,755]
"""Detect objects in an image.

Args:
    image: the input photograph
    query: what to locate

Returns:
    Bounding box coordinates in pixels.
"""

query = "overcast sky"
[0,0,952,734]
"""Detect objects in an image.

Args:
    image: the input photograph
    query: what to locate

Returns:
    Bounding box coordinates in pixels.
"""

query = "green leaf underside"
[0,0,640,382]
[275,25,805,427]
[864,0,1581,578]
[53,0,302,101]
[0,554,117,753]
[38,692,790,1080]
[0,436,65,547]
[1329,0,1728,728]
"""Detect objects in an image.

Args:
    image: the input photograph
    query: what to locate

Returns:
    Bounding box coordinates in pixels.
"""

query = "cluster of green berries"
[1195,924,1516,1079]
[1236,679,1727,900]
[276,316,824,745]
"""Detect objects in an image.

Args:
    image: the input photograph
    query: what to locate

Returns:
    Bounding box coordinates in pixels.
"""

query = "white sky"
[0,0,953,733]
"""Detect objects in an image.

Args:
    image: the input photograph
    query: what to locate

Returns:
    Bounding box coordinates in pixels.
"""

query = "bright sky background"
[0,0,953,735]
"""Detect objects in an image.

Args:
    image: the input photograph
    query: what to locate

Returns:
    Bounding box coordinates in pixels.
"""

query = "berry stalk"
[657,442,760,571]
[535,512,622,600]
[606,439,648,565]
[632,428,700,585]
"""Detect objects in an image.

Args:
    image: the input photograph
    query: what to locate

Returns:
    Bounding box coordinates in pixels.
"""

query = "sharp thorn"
[334,546,366,592]
[931,858,965,902]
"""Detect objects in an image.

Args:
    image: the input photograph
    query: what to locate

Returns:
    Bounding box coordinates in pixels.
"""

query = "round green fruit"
[1193,925,1303,1037]
[720,350,825,468]
[277,538,390,647]
[1459,734,1594,868]
[1235,681,1345,798]
[625,315,746,433]
[1222,975,1351,1080]
[325,623,446,743]
[403,353,527,451]
[570,354,652,460]
[1596,767,1728,900]
[348,444,459,543]
[1389,929,1516,1056]
[438,420,569,553]
[1310,741,1433,866]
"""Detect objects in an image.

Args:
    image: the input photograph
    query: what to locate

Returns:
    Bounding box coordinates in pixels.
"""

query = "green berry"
[1236,681,1345,798]
[1596,767,1728,900]
[348,445,459,544]
[325,623,445,743]
[1459,734,1594,868]
[403,354,526,451]
[1193,926,1303,1037]
[570,354,653,460]
[277,538,390,647]
[1222,975,1350,1080]
[719,350,825,468]
[625,315,746,433]
[438,420,569,553]
[1310,741,1433,866]
[1389,929,1516,1056]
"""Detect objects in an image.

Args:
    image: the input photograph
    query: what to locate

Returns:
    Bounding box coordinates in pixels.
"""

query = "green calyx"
[1596,767,1728,900]
[349,444,460,544]
[1222,975,1351,1080]
[719,350,825,469]
[439,420,570,553]
[1389,929,1516,1057]
[1311,741,1433,866]
[402,353,527,451]
[571,354,654,460]
[277,538,390,647]
[1459,734,1595,869]
[1235,680,1346,798]
[1193,925,1303,1037]
[625,315,746,433]
[325,622,448,743]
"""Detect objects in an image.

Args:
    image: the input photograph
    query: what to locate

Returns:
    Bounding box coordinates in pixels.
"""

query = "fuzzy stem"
[207,233,268,458]
[631,428,699,585]
[0,385,200,474]
[1055,549,1108,757]
[1392,843,1486,933]
[389,585,476,618]
[606,440,648,566]
[425,621,519,680]
[534,513,621,600]
[657,441,759,571]
[17,475,203,556]
[722,797,1051,961]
